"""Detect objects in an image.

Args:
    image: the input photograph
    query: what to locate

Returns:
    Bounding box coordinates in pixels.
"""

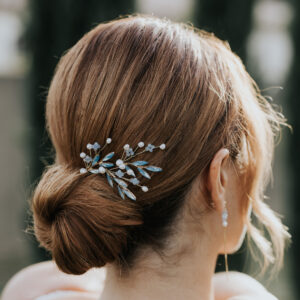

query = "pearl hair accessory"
[79,138,166,201]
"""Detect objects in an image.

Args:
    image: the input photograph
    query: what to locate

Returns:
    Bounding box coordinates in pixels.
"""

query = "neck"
[99,233,219,300]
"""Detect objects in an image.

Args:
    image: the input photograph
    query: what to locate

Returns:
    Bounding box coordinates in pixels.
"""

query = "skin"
[2,148,278,300]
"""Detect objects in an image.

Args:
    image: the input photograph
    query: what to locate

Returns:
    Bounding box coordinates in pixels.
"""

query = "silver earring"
[222,205,228,227]
[222,201,229,272]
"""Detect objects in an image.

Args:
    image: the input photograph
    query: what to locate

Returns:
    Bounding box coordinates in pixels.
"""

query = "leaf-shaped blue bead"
[92,154,100,166]
[103,152,114,161]
[114,177,128,188]
[117,185,125,200]
[90,169,99,174]
[137,167,151,179]
[123,189,136,201]
[101,162,114,168]
[106,173,113,187]
[144,165,162,172]
[131,161,148,166]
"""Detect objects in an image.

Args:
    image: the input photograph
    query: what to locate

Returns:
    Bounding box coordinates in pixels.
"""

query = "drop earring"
[222,199,229,273]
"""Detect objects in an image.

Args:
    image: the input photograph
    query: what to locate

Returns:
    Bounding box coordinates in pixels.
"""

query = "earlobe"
[206,148,230,212]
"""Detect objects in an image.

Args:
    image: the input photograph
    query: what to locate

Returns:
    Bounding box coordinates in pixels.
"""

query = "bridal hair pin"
[79,138,166,201]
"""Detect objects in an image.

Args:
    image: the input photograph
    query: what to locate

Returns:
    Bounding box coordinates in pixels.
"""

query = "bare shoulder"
[1,260,106,300]
[213,271,278,300]
[34,291,100,300]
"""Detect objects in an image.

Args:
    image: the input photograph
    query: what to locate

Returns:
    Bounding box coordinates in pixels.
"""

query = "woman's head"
[31,14,291,276]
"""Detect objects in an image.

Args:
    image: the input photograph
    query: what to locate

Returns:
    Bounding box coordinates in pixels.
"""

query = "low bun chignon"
[31,164,143,275]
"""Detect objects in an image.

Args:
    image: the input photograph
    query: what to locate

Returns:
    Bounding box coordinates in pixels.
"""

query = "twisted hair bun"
[32,164,142,274]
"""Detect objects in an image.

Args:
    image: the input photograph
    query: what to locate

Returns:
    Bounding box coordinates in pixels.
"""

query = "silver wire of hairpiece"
[79,138,166,201]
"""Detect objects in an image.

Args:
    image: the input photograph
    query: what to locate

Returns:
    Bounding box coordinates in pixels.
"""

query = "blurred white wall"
[0,0,27,77]
[136,0,194,21]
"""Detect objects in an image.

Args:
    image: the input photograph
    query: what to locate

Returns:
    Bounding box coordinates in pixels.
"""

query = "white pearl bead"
[119,164,126,170]
[141,186,148,192]
[138,142,144,147]
[80,168,87,174]
[116,159,123,166]
[127,169,134,176]
[222,221,228,227]
[159,144,166,150]
[106,138,112,144]
[87,143,93,149]
[123,144,130,150]
[98,166,106,174]
[80,152,86,158]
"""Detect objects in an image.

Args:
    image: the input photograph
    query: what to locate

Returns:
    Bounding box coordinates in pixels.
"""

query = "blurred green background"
[0,0,298,299]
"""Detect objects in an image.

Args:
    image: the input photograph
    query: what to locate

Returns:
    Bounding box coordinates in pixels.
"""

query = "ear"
[206,148,230,212]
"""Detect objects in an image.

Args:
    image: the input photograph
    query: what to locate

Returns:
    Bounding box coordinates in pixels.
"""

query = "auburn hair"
[31,14,291,276]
